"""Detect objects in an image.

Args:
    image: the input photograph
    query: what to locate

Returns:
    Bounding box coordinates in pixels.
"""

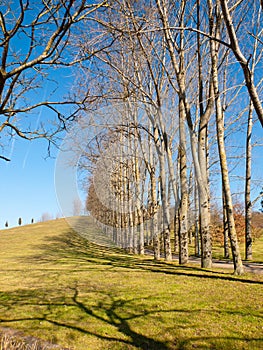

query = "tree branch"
[0,155,10,161]
[220,0,263,128]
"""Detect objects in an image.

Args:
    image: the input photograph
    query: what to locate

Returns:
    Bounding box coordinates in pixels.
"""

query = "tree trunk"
[245,101,253,260]
[222,192,230,259]
[179,99,189,264]
[190,129,212,268]
[134,152,144,255]
[209,0,243,275]
[216,110,243,274]
[159,151,172,261]
[194,181,200,257]
[155,0,189,264]
[149,128,160,260]
[174,210,179,254]
[196,0,213,267]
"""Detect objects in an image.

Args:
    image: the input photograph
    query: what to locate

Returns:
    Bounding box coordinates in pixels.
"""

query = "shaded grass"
[0,217,263,349]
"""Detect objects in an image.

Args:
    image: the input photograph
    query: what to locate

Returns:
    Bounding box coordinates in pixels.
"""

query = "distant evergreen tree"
[18,217,22,226]
[5,221,8,228]
[31,218,34,224]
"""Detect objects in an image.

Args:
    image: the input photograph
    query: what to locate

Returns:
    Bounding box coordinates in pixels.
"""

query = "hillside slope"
[0,217,262,350]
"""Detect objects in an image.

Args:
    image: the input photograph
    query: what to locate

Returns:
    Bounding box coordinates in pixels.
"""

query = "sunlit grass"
[207,234,263,262]
[0,217,262,349]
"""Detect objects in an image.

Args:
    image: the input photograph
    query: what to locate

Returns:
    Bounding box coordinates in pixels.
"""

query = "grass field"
[188,235,263,263]
[0,217,262,349]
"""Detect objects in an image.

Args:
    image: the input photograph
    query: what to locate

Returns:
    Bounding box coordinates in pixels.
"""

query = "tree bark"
[159,150,172,261]
[222,192,230,259]
[245,101,253,260]
[208,0,244,275]
[178,99,189,264]
[194,182,200,257]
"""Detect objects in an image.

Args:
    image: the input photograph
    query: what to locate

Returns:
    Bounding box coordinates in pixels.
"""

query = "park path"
[145,249,263,274]
[179,255,263,274]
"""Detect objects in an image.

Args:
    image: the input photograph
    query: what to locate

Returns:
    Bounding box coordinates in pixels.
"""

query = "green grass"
[203,234,263,262]
[0,217,262,349]
[250,234,263,261]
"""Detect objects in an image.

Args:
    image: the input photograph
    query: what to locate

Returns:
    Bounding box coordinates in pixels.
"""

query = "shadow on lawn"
[1,285,263,350]
[27,223,263,286]
[9,219,262,350]
[0,286,170,349]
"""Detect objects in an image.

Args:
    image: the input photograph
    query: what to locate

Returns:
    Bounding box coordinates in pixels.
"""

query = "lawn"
[0,217,262,349]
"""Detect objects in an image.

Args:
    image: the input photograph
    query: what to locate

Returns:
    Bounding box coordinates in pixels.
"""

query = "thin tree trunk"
[194,181,200,257]
[152,211,160,260]
[159,150,172,261]
[174,155,180,254]
[189,128,212,267]
[188,169,193,245]
[178,99,189,264]
[222,191,230,259]
[134,143,145,255]
[208,0,243,275]
[245,101,253,260]
[174,210,179,254]
[217,111,243,274]
[196,0,213,267]
[149,144,160,260]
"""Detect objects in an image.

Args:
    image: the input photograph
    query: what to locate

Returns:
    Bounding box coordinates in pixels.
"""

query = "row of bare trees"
[76,0,263,276]
[1,1,261,276]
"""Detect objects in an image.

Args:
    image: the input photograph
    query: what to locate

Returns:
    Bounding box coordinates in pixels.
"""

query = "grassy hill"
[0,217,262,349]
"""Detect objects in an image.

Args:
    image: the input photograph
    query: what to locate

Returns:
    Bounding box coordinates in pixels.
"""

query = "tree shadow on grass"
[0,286,171,349]
[3,218,263,349]
[25,225,263,285]
[0,285,262,350]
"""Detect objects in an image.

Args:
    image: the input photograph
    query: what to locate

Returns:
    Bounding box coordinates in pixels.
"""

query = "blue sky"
[0,1,83,229]
[0,128,88,229]
[0,137,61,228]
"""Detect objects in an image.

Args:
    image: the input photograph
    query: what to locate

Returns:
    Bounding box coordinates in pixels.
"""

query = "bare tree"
[73,197,83,216]
[208,0,243,275]
[0,0,107,160]
[244,4,263,260]
[219,0,263,128]
[41,212,52,222]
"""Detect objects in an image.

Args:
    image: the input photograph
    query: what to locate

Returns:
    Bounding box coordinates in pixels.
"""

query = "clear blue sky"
[0,137,62,228]
[0,4,83,228]
[0,127,88,229]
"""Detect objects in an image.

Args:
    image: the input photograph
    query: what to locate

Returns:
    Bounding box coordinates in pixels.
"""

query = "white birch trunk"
[208,0,244,275]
